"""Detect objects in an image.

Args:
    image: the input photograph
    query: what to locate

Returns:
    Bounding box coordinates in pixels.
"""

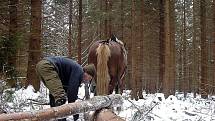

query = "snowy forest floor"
[1,84,215,121]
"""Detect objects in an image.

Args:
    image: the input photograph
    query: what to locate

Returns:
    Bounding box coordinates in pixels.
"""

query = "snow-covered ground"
[1,84,215,121]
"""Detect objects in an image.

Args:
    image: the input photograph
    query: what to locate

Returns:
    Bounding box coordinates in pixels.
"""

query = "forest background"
[0,0,215,101]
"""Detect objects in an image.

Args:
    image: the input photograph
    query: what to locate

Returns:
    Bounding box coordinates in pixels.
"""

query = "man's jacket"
[45,56,84,102]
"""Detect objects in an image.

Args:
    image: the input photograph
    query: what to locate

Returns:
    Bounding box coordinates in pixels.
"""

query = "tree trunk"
[68,0,73,58]
[200,0,208,99]
[8,0,18,66]
[26,0,42,91]
[131,0,138,100]
[169,0,176,96]
[16,0,27,78]
[0,94,123,121]
[120,0,124,41]
[159,0,165,93]
[163,0,171,98]
[108,0,112,37]
[137,0,144,99]
[99,0,103,39]
[104,0,108,39]
[213,0,215,95]
[77,0,82,64]
[182,0,188,98]
[120,0,130,90]
[192,0,200,97]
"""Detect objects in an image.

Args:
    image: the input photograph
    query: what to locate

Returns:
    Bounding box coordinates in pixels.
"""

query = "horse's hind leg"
[115,77,120,94]
[115,83,119,94]
[108,76,116,94]
[119,76,125,94]
[112,77,121,94]
[108,81,115,94]
[114,76,123,112]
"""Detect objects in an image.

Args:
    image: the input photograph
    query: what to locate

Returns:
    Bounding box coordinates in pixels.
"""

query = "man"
[36,56,96,121]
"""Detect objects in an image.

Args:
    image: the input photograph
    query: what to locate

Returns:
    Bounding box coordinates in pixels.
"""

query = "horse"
[88,36,127,95]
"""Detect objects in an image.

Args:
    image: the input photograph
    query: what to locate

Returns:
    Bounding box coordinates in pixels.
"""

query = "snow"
[1,84,215,121]
[119,93,215,121]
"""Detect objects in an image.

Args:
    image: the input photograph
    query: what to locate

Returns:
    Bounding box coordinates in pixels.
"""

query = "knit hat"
[83,64,96,78]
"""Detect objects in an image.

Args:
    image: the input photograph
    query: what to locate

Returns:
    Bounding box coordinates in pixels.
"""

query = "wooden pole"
[0,94,123,121]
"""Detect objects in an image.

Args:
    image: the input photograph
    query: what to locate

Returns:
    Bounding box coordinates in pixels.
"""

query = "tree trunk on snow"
[163,0,175,98]
[163,0,171,98]
[182,0,188,98]
[200,0,208,99]
[0,94,123,121]
[138,0,144,99]
[26,0,42,91]
[159,0,165,93]
[192,0,200,97]
[131,0,138,100]
[213,0,215,95]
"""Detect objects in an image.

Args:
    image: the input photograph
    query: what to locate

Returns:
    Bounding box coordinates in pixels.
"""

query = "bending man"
[36,56,96,121]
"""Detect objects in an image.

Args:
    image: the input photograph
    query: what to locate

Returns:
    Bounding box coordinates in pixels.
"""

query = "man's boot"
[55,98,66,106]
[55,98,67,121]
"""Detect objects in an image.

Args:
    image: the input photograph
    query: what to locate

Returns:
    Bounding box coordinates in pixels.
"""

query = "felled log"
[92,109,125,121]
[0,94,123,121]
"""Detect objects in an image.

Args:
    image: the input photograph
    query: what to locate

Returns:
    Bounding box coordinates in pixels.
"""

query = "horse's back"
[88,40,126,69]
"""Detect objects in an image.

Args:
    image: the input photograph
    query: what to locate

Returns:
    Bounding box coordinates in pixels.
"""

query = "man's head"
[83,64,96,82]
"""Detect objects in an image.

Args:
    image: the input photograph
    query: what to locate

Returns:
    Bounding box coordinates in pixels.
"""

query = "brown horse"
[88,36,127,95]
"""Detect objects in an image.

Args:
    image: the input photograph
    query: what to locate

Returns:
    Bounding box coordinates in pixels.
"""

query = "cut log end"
[92,108,125,121]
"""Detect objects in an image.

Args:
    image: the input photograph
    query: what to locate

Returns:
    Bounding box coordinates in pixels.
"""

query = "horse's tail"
[96,43,111,95]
